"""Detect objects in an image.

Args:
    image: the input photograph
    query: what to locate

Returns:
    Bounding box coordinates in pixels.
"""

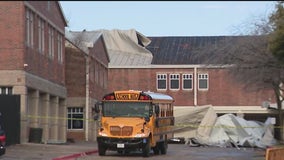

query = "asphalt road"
[0,142,267,160]
[75,144,266,160]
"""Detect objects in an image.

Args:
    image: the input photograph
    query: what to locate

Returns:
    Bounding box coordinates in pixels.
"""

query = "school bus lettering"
[93,90,175,157]
[115,93,140,100]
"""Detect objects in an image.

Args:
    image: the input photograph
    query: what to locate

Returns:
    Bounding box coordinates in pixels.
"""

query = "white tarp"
[102,29,153,66]
[174,106,213,140]
[196,113,277,148]
[174,106,278,148]
[65,29,153,66]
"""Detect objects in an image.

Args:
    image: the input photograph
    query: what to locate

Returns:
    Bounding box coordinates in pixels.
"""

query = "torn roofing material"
[65,29,153,66]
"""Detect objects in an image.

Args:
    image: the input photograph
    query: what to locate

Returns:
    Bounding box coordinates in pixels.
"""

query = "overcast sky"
[60,1,276,37]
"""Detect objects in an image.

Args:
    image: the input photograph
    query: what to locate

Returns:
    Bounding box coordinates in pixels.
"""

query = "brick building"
[67,30,278,127]
[0,1,67,144]
[145,36,276,114]
[65,32,109,141]
[0,1,279,144]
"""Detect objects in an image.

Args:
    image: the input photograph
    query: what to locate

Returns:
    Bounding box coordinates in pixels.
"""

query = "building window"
[38,17,45,54]
[198,74,208,90]
[157,74,167,90]
[170,74,179,90]
[25,8,34,47]
[0,87,12,95]
[57,33,63,63]
[48,26,54,59]
[67,107,84,130]
[183,74,193,90]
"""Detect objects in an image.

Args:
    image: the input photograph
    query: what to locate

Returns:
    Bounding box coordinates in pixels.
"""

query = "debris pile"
[173,106,278,148]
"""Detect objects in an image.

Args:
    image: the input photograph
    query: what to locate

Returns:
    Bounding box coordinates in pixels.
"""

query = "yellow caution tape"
[174,123,283,129]
[25,115,95,122]
[25,115,283,129]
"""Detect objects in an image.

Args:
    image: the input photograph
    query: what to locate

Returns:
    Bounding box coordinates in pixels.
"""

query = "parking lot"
[1,142,97,160]
[0,142,267,160]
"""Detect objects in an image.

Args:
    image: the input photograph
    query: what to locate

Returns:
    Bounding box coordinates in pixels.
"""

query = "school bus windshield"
[103,102,151,117]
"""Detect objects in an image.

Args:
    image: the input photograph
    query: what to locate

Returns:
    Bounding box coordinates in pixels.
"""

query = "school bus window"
[103,101,151,117]
[159,107,163,117]
[154,104,159,117]
[168,104,173,116]
[159,103,167,117]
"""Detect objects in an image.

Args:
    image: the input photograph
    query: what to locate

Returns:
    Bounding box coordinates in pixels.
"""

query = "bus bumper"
[97,137,148,151]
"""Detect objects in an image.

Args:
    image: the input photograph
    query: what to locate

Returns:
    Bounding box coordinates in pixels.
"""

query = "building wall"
[107,67,275,107]
[0,1,65,84]
[196,68,274,106]
[65,46,86,97]
[24,1,65,85]
[90,36,109,67]
[88,36,109,99]
[65,43,87,141]
[0,2,25,70]
[65,37,109,141]
[26,1,66,30]
[0,1,67,143]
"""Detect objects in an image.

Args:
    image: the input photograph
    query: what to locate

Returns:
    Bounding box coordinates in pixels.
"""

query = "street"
[75,144,266,160]
[0,142,267,160]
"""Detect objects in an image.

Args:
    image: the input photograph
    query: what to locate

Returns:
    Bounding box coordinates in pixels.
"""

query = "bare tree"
[72,29,87,49]
[193,10,284,139]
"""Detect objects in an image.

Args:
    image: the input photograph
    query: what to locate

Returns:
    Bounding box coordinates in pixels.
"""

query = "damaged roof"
[65,29,153,66]
[66,29,256,66]
[146,36,244,65]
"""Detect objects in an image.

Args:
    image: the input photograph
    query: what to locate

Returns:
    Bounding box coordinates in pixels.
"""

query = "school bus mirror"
[94,102,102,113]
[154,104,160,115]
[144,116,150,122]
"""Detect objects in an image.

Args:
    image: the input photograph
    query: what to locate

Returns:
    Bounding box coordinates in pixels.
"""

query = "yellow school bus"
[93,90,175,157]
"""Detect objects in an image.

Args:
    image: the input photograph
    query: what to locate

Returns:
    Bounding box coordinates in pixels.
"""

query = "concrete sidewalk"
[2,141,98,160]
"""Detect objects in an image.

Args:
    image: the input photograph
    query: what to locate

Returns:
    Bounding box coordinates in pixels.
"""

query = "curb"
[52,149,98,160]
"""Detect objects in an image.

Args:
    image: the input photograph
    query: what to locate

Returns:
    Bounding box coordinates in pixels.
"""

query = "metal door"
[0,95,20,145]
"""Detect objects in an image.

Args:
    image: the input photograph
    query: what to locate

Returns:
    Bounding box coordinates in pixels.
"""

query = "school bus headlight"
[134,133,146,138]
[98,132,108,137]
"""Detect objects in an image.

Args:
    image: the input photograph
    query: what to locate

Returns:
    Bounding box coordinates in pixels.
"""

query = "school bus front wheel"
[142,138,151,157]
[98,142,107,156]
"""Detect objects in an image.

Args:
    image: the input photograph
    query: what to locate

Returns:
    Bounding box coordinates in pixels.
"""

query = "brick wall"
[108,67,275,107]
[67,131,85,142]
[88,36,109,100]
[24,1,66,85]
[197,69,274,106]
[0,2,25,70]
[65,47,86,97]
[65,39,109,101]
[0,1,66,85]
[26,1,66,29]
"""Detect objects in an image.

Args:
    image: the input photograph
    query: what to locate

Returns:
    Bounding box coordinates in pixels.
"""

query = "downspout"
[85,54,89,141]
[194,66,197,106]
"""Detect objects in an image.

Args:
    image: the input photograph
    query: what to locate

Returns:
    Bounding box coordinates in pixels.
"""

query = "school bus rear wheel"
[160,141,168,155]
[153,145,160,155]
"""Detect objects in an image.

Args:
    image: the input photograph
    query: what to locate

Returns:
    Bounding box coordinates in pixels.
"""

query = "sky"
[59,1,276,37]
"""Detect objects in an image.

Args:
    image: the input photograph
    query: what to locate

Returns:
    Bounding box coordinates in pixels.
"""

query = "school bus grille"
[110,126,133,136]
